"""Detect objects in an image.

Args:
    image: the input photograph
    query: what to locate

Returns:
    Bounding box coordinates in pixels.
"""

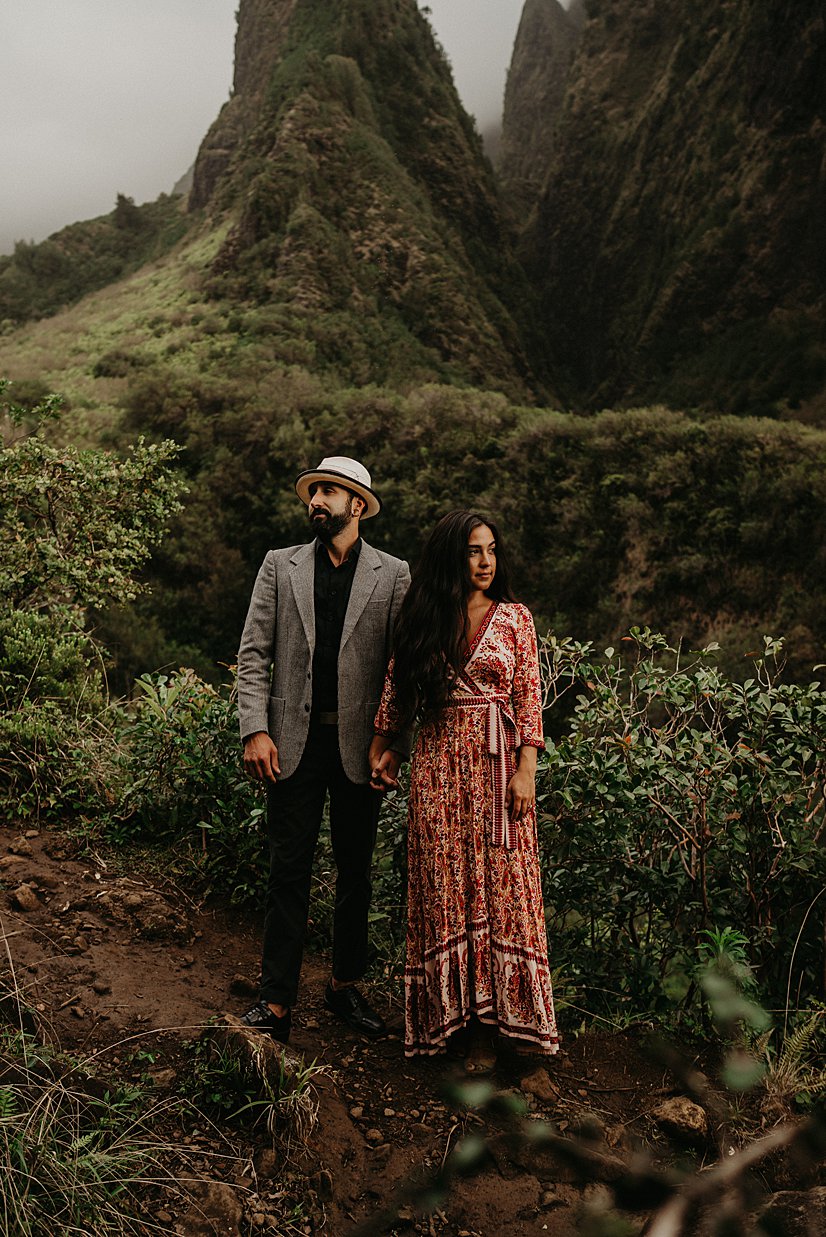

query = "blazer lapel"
[340,541,380,650]
[289,541,317,649]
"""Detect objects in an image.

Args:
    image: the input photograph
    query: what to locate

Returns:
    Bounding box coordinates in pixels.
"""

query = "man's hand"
[369,742,401,792]
[244,732,281,783]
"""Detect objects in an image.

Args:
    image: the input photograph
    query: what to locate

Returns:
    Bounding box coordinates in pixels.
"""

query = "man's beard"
[310,506,352,543]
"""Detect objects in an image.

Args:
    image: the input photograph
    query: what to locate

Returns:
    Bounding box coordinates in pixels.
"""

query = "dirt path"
[0,824,689,1235]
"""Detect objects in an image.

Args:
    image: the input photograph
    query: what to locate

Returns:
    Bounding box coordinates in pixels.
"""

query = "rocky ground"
[1,823,824,1236]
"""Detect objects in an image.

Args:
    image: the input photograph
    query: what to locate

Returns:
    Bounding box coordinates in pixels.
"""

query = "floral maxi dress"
[375,601,559,1057]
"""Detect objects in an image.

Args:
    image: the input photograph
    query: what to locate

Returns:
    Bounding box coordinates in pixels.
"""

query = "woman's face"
[467,523,496,593]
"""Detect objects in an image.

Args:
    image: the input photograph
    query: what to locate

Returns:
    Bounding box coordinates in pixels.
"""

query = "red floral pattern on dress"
[375,602,559,1057]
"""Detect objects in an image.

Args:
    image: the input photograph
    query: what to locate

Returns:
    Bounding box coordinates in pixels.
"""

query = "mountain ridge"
[514,0,826,417]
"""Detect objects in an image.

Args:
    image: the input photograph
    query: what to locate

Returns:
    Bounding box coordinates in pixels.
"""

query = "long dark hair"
[391,510,516,724]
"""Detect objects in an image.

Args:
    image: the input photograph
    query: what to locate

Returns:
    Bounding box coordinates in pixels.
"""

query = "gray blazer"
[237,539,411,783]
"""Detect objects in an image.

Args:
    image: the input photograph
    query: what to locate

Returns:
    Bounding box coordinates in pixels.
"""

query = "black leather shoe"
[324,982,386,1038]
[240,1000,291,1043]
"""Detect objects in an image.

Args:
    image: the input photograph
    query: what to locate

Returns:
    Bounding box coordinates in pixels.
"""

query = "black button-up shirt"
[312,538,361,714]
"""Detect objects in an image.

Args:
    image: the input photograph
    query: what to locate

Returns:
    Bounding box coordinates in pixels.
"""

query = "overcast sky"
[1,0,542,256]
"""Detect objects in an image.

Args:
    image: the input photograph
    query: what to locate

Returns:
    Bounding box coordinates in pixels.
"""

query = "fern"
[0,1086,18,1120]
[760,1008,826,1116]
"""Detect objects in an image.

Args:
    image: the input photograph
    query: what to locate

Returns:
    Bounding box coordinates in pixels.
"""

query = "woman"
[370,511,559,1069]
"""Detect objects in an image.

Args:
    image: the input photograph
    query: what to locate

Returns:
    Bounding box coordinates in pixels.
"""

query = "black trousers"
[259,723,381,1007]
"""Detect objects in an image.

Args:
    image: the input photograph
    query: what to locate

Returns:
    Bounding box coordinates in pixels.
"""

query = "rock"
[252,1148,280,1179]
[570,1113,605,1143]
[24,829,40,839]
[181,954,196,968]
[605,1123,629,1150]
[11,884,39,912]
[365,1128,384,1146]
[520,1066,559,1103]
[311,1168,333,1200]
[228,974,257,998]
[177,1180,242,1236]
[8,839,33,856]
[349,1105,364,1119]
[756,1187,826,1235]
[150,1068,178,1089]
[92,979,111,995]
[0,854,26,870]
[383,1107,396,1117]
[73,935,90,952]
[652,1096,709,1145]
[124,893,144,909]
[202,1016,305,1095]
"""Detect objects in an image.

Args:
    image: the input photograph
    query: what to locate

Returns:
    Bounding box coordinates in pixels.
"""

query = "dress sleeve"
[511,605,545,749]
[374,655,402,737]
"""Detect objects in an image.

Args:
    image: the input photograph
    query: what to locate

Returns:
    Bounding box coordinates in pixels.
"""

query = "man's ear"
[354,494,366,519]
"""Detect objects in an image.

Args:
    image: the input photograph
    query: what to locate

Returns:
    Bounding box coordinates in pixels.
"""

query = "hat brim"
[295,468,382,518]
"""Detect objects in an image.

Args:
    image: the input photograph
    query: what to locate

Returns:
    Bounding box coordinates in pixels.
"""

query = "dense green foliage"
[0,382,184,818]
[0,195,187,327]
[112,670,265,903]
[112,377,826,683]
[537,630,826,1021]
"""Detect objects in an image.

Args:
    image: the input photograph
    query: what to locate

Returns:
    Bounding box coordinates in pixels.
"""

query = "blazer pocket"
[268,696,286,741]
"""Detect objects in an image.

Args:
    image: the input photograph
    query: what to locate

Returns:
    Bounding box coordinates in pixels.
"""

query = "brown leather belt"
[316,711,339,725]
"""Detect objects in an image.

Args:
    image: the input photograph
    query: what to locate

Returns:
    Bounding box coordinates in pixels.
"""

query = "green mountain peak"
[187,0,543,397]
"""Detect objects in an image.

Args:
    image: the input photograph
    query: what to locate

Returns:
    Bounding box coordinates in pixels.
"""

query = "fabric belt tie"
[446,694,519,848]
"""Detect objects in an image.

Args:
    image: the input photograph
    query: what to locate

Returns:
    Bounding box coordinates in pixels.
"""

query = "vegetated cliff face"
[520,0,826,417]
[188,0,545,398]
[190,0,299,210]
[498,0,584,214]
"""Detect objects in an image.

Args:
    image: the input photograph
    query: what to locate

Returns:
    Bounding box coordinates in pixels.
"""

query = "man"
[236,456,410,1043]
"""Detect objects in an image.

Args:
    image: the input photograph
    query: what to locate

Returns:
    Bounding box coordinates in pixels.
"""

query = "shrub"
[111,670,266,903]
[536,629,826,1021]
[0,379,185,822]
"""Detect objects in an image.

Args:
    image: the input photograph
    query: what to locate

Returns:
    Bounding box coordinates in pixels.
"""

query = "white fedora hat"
[294,455,381,519]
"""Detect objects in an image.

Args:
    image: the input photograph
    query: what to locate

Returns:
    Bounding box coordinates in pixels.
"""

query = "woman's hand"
[505,765,535,821]
[506,746,537,821]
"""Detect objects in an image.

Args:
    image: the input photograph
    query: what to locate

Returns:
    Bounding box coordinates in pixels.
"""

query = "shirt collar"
[315,537,362,566]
